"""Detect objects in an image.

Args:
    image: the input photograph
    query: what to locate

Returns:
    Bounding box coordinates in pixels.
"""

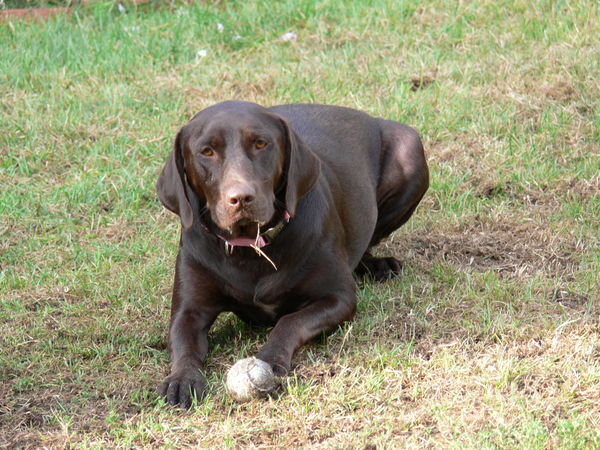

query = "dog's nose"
[226,184,256,208]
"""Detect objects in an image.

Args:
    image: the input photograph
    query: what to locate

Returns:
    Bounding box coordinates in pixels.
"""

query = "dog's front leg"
[158,251,222,408]
[256,286,357,376]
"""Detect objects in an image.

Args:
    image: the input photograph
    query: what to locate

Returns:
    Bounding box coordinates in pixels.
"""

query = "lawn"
[1,0,598,447]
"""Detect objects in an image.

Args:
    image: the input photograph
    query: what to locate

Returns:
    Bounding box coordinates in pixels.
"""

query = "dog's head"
[157,101,320,242]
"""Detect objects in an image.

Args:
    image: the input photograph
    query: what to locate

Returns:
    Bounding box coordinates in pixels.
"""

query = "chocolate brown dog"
[156,101,428,407]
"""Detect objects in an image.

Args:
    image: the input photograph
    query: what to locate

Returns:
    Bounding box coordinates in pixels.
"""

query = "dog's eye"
[255,139,268,150]
[200,147,214,157]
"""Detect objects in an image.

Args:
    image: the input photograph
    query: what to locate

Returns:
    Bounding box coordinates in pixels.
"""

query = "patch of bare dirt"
[542,81,577,102]
[425,134,502,168]
[387,218,579,278]
[557,176,600,202]
[0,383,73,448]
[410,73,436,91]
[0,7,72,22]
[102,217,138,243]
[0,370,160,448]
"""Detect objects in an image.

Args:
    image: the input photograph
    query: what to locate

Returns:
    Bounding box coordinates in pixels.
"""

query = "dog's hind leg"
[355,120,429,281]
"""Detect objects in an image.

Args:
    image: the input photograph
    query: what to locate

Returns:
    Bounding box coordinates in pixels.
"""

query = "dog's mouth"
[221,219,266,247]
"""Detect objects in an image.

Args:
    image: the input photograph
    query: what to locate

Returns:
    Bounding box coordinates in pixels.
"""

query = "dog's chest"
[249,301,280,321]
[224,284,282,312]
[225,289,286,325]
[218,270,295,324]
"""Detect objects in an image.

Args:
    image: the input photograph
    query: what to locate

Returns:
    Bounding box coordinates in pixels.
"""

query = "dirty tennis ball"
[226,357,278,402]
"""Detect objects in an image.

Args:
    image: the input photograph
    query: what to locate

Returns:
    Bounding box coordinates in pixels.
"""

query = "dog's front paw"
[158,368,207,408]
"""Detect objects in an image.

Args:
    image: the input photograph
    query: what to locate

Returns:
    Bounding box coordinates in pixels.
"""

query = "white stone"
[280,32,298,42]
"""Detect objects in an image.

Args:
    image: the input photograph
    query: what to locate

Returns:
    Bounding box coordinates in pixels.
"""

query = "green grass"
[1,0,599,447]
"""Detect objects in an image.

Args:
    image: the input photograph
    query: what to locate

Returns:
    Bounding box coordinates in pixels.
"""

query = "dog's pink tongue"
[227,236,266,247]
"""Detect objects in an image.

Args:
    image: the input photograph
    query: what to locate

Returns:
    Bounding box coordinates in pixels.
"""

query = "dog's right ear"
[156,131,194,229]
[278,117,321,217]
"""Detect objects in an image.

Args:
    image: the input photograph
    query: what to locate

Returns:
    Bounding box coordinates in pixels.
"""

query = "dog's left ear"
[156,131,194,229]
[277,117,321,217]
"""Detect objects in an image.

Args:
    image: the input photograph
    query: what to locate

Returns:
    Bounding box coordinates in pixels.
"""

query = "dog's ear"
[156,131,194,229]
[279,118,321,217]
